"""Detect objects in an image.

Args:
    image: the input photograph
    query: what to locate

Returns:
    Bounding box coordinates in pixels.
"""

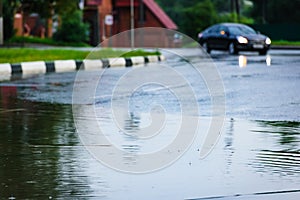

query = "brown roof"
[143,0,177,30]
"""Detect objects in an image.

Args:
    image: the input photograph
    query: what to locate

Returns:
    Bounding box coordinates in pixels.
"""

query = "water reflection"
[238,55,272,68]
[239,55,247,68]
[251,121,300,177]
[255,121,300,147]
[124,112,141,134]
[1,86,300,198]
[266,55,272,66]
[122,112,141,166]
[224,118,235,174]
[1,62,300,199]
[0,87,107,199]
[255,150,300,176]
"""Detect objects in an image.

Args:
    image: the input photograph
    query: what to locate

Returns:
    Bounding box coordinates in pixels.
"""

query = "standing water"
[0,50,300,199]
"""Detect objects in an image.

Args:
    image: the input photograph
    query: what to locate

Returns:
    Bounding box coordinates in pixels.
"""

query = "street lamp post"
[130,0,134,49]
[0,0,3,45]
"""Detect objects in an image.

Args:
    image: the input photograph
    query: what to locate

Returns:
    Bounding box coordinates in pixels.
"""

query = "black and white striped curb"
[0,55,165,77]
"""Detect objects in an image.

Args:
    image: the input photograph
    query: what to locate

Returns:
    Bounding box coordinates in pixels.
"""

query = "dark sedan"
[198,23,271,55]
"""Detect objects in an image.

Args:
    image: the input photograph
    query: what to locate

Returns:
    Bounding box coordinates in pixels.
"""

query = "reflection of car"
[198,23,271,55]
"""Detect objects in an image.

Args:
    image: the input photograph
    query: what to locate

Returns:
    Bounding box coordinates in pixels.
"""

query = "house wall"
[85,0,177,47]
[109,1,174,47]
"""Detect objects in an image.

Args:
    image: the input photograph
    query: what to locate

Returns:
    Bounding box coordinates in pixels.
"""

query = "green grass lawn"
[0,48,160,64]
[8,36,90,47]
[271,40,300,46]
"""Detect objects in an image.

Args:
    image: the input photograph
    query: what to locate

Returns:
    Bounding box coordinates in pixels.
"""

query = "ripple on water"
[249,121,300,179]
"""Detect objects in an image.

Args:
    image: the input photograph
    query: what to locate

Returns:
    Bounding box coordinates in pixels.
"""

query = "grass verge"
[8,36,90,47]
[0,48,160,64]
[271,40,300,46]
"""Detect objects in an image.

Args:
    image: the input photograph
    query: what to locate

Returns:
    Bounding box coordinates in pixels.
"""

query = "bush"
[183,0,218,38]
[218,12,254,24]
[53,11,89,43]
[3,0,17,41]
[7,36,90,47]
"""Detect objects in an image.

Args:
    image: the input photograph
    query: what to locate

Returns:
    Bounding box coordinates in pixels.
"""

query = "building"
[13,0,178,47]
[84,0,178,47]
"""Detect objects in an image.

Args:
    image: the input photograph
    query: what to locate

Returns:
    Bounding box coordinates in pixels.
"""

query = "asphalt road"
[0,49,299,199]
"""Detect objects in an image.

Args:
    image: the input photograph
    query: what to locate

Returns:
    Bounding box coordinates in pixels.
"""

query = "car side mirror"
[220,30,229,36]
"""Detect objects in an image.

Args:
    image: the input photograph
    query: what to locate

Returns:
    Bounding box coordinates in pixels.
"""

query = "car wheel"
[229,42,238,55]
[259,49,268,55]
[202,42,211,54]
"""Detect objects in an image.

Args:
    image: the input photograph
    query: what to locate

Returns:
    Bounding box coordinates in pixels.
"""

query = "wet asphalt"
[0,49,299,199]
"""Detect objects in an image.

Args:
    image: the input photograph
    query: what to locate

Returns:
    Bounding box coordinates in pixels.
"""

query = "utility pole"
[0,0,3,45]
[130,0,134,49]
[139,0,144,47]
[235,0,240,22]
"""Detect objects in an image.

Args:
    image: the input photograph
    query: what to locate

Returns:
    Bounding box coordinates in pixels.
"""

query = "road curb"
[0,55,165,77]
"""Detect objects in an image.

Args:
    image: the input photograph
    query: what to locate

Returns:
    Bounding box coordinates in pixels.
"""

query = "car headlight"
[237,36,248,44]
[265,37,271,45]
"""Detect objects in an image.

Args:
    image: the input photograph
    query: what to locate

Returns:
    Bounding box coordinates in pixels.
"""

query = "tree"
[155,0,254,37]
[2,0,88,42]
[182,0,218,38]
[267,0,300,23]
[3,0,19,40]
[251,0,300,24]
[21,0,53,18]
[212,0,231,13]
[53,10,88,43]
[20,0,80,18]
[20,0,81,37]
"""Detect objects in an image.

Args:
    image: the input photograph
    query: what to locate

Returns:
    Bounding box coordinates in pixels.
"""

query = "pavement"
[0,43,299,80]
[1,48,299,199]
[271,45,300,50]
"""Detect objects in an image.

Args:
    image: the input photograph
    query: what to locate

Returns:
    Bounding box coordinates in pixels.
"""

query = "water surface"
[0,50,299,199]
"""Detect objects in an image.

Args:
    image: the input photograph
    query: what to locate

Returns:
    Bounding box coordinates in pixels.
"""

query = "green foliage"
[54,0,79,16]
[251,0,300,24]
[20,0,54,19]
[272,40,300,46]
[182,0,218,38]
[155,0,255,38]
[3,0,19,40]
[0,48,161,64]
[53,11,89,43]
[0,48,88,63]
[212,0,231,13]
[8,36,90,47]
[2,0,83,42]
[122,49,160,57]
[218,12,254,24]
[20,0,79,18]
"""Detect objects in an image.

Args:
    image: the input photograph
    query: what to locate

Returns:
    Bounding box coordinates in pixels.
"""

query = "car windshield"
[228,25,256,35]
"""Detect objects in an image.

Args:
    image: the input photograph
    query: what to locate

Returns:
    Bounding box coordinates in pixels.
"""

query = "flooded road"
[0,49,300,199]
